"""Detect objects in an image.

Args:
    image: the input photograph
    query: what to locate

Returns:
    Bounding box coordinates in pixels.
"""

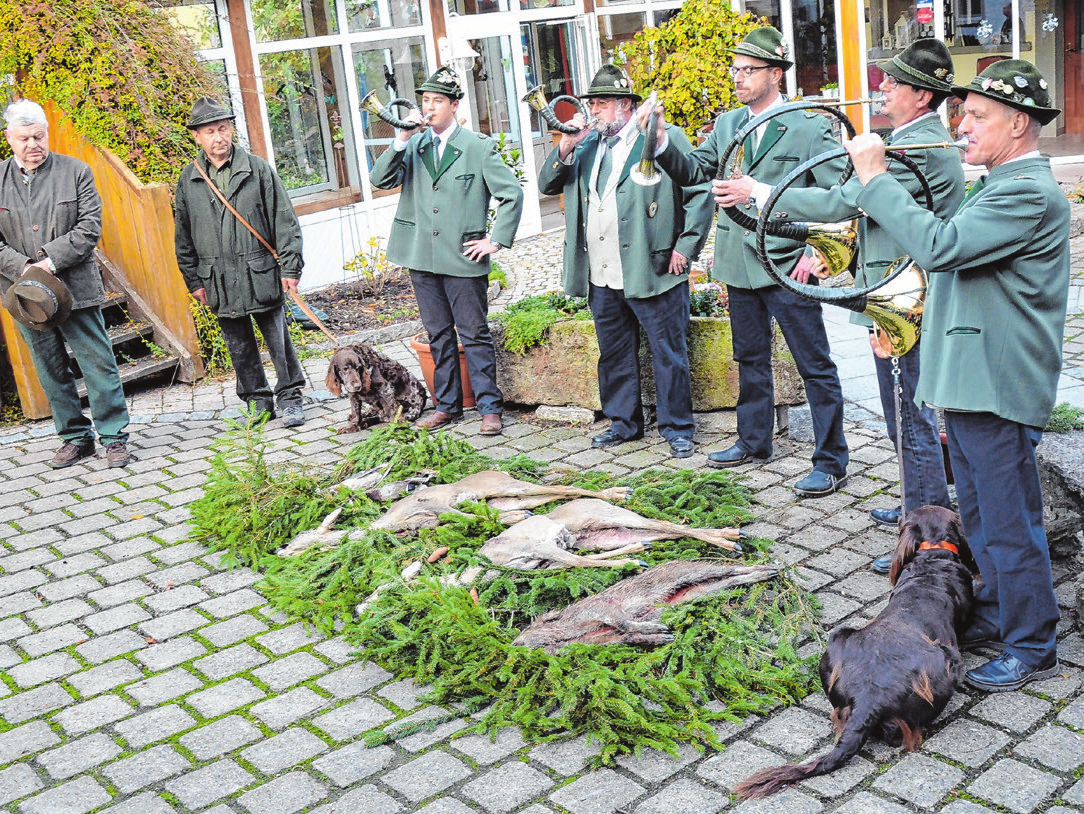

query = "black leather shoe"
[794,470,847,497]
[669,437,695,458]
[871,507,902,526]
[870,555,892,575]
[706,444,770,469]
[591,429,643,449]
[965,651,1059,692]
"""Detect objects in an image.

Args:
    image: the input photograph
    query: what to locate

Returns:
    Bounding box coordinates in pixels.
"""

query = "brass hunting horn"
[521,85,595,134]
[360,89,427,130]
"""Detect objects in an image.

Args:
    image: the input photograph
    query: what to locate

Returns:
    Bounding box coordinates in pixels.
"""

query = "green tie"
[957,174,986,211]
[596,136,618,193]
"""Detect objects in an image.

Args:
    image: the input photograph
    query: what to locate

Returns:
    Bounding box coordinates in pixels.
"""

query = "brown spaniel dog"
[325,345,427,434]
[736,505,977,799]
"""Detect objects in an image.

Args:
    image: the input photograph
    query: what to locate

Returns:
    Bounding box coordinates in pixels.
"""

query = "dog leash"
[191,159,340,346]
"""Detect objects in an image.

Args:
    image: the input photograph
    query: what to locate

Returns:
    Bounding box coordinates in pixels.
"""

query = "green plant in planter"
[494,292,592,355]
[690,282,728,318]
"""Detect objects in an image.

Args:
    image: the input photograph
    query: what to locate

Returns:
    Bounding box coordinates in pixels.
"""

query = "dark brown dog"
[325,345,427,434]
[735,505,977,799]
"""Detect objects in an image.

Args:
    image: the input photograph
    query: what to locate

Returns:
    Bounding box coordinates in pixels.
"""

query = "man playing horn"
[846,60,1068,692]
[739,40,964,572]
[642,26,850,496]
[538,65,714,458]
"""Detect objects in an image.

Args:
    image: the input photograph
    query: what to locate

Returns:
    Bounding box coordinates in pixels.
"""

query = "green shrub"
[494,292,591,355]
[1045,402,1084,433]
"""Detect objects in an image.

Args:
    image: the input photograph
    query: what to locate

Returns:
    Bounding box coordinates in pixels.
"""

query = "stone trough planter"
[493,316,805,413]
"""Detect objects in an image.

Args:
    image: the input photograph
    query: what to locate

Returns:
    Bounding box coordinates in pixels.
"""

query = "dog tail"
[734,702,880,799]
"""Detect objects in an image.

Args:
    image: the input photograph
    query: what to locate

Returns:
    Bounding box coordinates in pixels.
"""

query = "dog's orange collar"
[919,540,958,555]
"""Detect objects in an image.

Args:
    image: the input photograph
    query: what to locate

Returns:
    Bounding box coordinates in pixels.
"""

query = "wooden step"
[76,355,180,399]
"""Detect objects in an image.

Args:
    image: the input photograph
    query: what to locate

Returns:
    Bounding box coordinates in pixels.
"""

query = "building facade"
[164,0,1082,291]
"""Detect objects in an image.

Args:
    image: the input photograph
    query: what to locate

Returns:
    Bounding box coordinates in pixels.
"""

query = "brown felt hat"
[3,266,73,331]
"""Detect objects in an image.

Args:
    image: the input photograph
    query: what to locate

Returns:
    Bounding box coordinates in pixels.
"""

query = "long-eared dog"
[325,345,427,434]
[736,505,977,799]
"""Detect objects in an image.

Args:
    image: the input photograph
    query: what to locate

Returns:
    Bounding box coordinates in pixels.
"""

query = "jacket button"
[433,185,439,191]
[743,230,750,236]
[433,230,439,236]
[433,208,439,213]
[37,251,44,257]
[599,236,605,241]
[32,225,39,231]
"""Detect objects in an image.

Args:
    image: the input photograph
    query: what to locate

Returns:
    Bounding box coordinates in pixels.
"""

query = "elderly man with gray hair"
[0,99,131,468]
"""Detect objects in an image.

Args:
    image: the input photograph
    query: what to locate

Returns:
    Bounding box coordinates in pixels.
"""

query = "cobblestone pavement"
[1,203,1084,813]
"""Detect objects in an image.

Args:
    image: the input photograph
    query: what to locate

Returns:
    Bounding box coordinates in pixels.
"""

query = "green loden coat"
[773,113,965,327]
[537,125,714,299]
[369,127,524,277]
[656,103,847,290]
[856,156,1070,428]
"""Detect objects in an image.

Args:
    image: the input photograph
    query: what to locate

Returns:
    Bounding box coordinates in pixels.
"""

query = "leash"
[892,354,906,524]
[191,159,339,346]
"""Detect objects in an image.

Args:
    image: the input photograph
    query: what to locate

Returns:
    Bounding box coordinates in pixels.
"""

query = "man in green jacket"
[647,27,849,495]
[370,67,524,436]
[174,97,307,428]
[538,65,714,458]
[846,60,1068,692]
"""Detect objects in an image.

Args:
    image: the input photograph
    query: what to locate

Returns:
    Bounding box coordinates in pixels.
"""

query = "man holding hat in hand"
[0,99,132,468]
[370,66,523,437]
[845,60,1068,692]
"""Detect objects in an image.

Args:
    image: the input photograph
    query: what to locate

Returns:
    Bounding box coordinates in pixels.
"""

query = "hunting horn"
[361,89,427,130]
[521,85,595,134]
[631,92,661,187]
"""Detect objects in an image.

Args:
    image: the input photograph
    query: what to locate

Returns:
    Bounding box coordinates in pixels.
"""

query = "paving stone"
[114,704,197,749]
[201,569,261,595]
[528,735,603,776]
[311,697,394,740]
[240,727,329,774]
[17,775,111,814]
[923,718,1011,767]
[967,758,1061,813]
[461,761,553,813]
[548,767,645,814]
[146,562,210,591]
[127,667,203,706]
[18,623,86,657]
[0,591,42,618]
[256,622,323,654]
[75,629,148,664]
[37,574,101,603]
[395,706,468,751]
[193,642,268,680]
[382,750,473,803]
[251,651,327,690]
[140,609,208,641]
[751,707,832,757]
[164,759,254,810]
[612,742,701,783]
[35,733,121,779]
[378,678,430,709]
[971,692,1052,732]
[937,801,998,814]
[314,661,391,698]
[633,777,727,814]
[828,791,912,813]
[87,580,154,609]
[797,754,877,797]
[312,742,396,787]
[200,614,269,647]
[179,715,263,760]
[97,791,177,813]
[697,740,781,790]
[95,557,156,585]
[0,764,44,806]
[0,721,61,765]
[1014,723,1084,771]
[313,637,359,664]
[135,636,206,672]
[53,694,133,735]
[141,585,210,614]
[309,784,402,814]
[102,744,190,794]
[452,728,527,766]
[870,752,964,807]
[237,771,327,814]
[67,659,143,697]
[199,588,266,618]
[415,801,479,814]
[1063,774,1084,805]
[0,569,48,600]
[84,603,151,634]
[186,677,265,718]
[9,652,82,688]
[0,682,74,724]
[25,600,91,629]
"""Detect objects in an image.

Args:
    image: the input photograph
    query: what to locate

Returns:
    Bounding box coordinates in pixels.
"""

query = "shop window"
[599,12,646,63]
[346,0,423,32]
[251,0,338,42]
[353,37,427,177]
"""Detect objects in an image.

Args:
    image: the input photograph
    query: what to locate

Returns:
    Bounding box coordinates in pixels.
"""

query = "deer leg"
[582,542,647,559]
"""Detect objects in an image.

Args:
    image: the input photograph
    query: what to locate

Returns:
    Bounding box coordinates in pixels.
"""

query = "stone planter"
[493,316,805,413]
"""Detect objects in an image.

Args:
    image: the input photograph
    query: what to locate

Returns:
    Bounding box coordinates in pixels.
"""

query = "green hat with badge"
[951,59,1060,125]
[580,65,641,103]
[877,39,955,98]
[727,26,793,70]
[416,66,463,100]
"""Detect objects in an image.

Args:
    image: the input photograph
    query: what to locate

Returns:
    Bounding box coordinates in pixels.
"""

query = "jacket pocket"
[247,252,282,308]
[462,229,486,244]
[393,217,416,227]
[196,262,220,311]
[772,156,800,162]
[53,200,78,235]
[946,327,981,336]
[456,173,475,192]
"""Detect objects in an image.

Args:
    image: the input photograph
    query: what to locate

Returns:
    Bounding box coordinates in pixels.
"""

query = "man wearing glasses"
[644,27,850,496]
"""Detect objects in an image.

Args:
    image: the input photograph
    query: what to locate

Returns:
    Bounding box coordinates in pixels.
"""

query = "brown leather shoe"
[50,441,95,469]
[105,442,133,469]
[415,410,459,431]
[479,414,503,435]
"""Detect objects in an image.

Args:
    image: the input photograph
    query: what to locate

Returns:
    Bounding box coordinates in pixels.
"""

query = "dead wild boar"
[512,559,778,653]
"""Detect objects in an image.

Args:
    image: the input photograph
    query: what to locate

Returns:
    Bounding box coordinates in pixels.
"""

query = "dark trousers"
[588,282,694,441]
[874,343,951,514]
[218,306,305,411]
[410,270,501,415]
[18,306,129,446]
[944,411,1059,668]
[727,284,848,477]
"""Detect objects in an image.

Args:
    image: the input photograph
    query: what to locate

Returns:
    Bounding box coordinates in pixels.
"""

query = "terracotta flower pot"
[410,332,476,409]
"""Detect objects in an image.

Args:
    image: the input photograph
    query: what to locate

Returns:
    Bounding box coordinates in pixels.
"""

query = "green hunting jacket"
[537,124,713,299]
[857,156,1070,428]
[774,113,965,327]
[369,126,524,278]
[656,102,845,289]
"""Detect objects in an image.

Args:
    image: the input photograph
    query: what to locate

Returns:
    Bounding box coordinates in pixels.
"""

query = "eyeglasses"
[879,76,912,92]
[728,66,770,78]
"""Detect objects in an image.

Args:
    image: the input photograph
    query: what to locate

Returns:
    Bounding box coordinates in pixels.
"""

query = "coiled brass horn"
[631,91,661,187]
[361,89,427,130]
[521,85,595,135]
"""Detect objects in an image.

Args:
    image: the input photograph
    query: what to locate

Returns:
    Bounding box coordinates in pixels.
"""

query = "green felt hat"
[186,97,235,129]
[727,27,792,70]
[877,38,955,95]
[952,59,1060,125]
[416,66,463,100]
[580,65,641,102]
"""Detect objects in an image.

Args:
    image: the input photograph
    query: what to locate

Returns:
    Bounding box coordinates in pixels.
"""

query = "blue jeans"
[727,285,848,477]
[218,307,305,411]
[874,342,951,514]
[17,306,129,446]
[944,411,1058,668]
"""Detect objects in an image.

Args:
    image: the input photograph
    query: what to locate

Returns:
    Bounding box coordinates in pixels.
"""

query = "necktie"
[596,135,619,193]
[433,134,443,162]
